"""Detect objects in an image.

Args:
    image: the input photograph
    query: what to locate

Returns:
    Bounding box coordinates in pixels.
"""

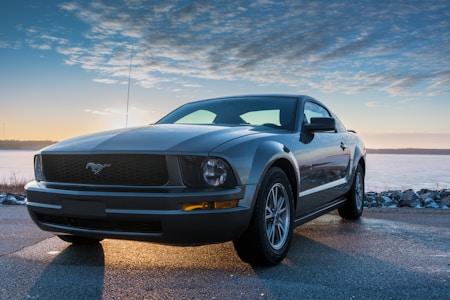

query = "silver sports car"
[26,95,366,266]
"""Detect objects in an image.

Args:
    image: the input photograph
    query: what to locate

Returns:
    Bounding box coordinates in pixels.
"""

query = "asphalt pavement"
[0,206,449,299]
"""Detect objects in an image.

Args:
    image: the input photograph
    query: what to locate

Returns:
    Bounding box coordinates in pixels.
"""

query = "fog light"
[182,202,213,211]
[182,200,238,211]
[214,199,238,209]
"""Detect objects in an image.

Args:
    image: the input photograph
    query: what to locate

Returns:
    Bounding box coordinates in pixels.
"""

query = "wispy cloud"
[92,78,120,84]
[84,108,125,115]
[21,0,450,97]
[29,43,51,50]
[0,40,22,49]
[85,106,148,116]
[84,108,116,116]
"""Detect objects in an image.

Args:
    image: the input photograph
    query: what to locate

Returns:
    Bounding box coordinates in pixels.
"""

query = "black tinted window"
[158,97,297,131]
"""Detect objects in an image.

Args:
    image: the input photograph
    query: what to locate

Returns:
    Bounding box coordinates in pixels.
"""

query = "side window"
[303,101,331,124]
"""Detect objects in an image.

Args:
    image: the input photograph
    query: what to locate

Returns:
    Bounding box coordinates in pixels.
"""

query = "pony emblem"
[86,162,111,175]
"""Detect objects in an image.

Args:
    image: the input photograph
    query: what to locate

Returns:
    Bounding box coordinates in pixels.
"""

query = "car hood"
[41,124,263,154]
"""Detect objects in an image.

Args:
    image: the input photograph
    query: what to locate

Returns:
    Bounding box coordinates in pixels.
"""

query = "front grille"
[42,154,168,186]
[37,213,162,234]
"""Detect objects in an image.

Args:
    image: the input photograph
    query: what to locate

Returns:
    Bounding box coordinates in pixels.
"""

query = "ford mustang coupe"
[26,95,366,266]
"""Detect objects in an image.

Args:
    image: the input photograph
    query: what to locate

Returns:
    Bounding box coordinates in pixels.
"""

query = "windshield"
[157,96,297,131]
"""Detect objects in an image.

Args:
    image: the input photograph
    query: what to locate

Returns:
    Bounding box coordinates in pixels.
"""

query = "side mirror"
[303,117,336,132]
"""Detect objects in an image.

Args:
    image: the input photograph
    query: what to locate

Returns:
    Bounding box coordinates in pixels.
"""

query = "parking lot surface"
[0,206,449,299]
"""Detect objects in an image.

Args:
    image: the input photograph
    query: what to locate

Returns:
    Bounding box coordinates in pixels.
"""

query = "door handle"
[340,142,347,150]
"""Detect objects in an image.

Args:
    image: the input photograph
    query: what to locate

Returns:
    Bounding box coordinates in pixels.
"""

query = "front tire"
[233,167,294,266]
[338,164,365,220]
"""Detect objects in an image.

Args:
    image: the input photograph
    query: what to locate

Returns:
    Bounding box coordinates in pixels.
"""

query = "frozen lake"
[365,153,450,191]
[0,150,35,183]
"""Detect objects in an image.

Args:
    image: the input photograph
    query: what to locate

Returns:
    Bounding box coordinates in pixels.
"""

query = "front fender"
[248,141,298,184]
[210,136,300,212]
[246,141,300,208]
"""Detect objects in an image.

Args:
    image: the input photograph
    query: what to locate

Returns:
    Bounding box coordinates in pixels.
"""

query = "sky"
[1,0,449,149]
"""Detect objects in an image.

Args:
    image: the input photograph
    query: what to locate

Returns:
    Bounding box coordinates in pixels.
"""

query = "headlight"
[180,156,236,187]
[34,155,45,181]
[202,158,227,186]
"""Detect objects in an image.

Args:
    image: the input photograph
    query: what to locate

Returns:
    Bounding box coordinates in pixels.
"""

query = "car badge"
[86,162,111,175]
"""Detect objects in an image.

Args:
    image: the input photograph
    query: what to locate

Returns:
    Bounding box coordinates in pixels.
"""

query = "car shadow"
[20,213,449,299]
[25,242,105,299]
[250,232,443,299]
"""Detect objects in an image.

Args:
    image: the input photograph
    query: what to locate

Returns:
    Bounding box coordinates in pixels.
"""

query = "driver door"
[295,101,350,215]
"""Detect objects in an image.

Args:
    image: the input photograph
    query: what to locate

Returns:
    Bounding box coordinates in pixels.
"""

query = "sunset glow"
[1,1,449,148]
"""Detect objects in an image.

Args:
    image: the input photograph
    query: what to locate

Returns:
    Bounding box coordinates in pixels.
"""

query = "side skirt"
[293,197,347,227]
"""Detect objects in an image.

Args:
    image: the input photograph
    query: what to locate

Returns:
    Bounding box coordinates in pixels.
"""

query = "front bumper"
[25,181,253,245]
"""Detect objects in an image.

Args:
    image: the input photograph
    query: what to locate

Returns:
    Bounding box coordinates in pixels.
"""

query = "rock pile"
[0,193,26,205]
[365,189,450,209]
[2,190,450,209]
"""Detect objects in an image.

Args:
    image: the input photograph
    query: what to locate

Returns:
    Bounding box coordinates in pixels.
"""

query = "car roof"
[197,94,311,101]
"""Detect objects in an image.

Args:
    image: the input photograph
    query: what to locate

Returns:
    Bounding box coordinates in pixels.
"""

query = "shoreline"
[367,148,450,155]
[2,140,450,155]
[0,140,56,150]
[2,188,450,209]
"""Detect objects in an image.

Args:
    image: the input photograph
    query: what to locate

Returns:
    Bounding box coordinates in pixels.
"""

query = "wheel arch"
[271,158,298,211]
[347,144,366,195]
[353,145,366,175]
[358,155,366,174]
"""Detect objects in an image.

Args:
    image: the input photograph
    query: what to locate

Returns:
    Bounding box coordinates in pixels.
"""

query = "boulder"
[400,189,420,208]
[440,189,450,198]
[423,198,439,208]
[440,195,450,207]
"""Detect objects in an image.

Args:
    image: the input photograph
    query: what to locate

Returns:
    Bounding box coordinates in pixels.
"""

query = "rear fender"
[347,143,366,187]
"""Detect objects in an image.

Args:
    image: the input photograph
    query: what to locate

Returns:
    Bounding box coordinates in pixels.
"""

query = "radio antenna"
[126,45,134,128]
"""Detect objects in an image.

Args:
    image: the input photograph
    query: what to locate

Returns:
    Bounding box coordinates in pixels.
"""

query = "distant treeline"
[367,148,450,155]
[0,140,57,150]
[1,140,450,154]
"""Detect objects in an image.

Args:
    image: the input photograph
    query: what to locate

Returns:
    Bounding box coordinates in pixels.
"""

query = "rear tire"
[233,167,294,266]
[338,164,364,220]
[57,235,103,244]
